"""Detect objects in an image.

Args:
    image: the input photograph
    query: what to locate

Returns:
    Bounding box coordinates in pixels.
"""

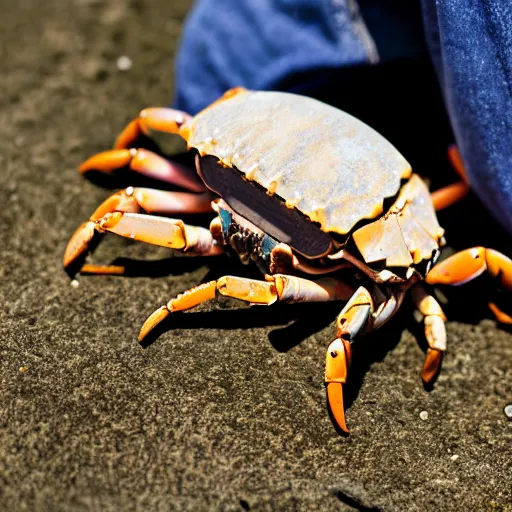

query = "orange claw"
[138,281,218,342]
[427,247,512,324]
[114,108,192,149]
[114,119,144,150]
[485,249,512,290]
[426,247,512,290]
[90,190,140,221]
[488,303,512,324]
[138,108,190,135]
[63,190,141,271]
[430,145,470,211]
[421,348,443,385]
[326,383,348,433]
[431,181,469,211]
[63,221,97,269]
[79,149,133,174]
[447,145,469,183]
[325,337,350,433]
[138,276,282,342]
[426,247,487,286]
[138,306,170,342]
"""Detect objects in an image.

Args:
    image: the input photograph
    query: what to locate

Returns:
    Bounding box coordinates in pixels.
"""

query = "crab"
[64,88,512,433]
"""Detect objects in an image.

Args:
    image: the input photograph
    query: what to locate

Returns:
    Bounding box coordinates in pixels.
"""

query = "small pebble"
[504,404,512,419]
[19,366,29,373]
[419,410,429,421]
[116,55,133,71]
[450,454,459,462]
[70,279,79,288]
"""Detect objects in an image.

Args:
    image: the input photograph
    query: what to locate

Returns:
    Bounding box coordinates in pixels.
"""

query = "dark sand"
[1,1,511,510]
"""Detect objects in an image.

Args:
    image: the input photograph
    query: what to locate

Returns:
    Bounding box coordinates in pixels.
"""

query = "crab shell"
[180,88,444,271]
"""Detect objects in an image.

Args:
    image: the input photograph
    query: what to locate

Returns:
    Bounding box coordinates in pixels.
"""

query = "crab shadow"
[104,255,214,278]
[140,301,338,346]
[140,293,408,432]
[121,246,509,434]
[136,254,410,429]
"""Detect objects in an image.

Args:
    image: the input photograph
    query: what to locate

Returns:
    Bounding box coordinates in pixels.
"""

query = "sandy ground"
[0,1,511,510]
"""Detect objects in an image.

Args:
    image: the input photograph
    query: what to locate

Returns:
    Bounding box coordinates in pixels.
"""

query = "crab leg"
[431,146,470,211]
[139,274,355,341]
[63,187,214,272]
[426,247,512,323]
[79,148,206,193]
[431,182,469,211]
[114,108,192,149]
[325,287,374,434]
[447,145,469,183]
[410,285,447,384]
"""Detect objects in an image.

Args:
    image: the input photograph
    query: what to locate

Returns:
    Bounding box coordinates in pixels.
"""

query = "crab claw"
[426,247,487,286]
[138,281,218,342]
[138,306,170,342]
[427,247,512,290]
[325,337,350,434]
[79,149,133,174]
[63,221,98,271]
[326,382,348,434]
[421,348,443,385]
[63,190,142,272]
[114,108,192,149]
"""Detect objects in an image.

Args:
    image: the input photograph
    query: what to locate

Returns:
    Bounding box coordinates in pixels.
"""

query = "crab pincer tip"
[138,306,170,343]
[79,149,133,174]
[326,382,349,434]
[114,119,143,150]
[421,348,443,386]
[63,221,97,271]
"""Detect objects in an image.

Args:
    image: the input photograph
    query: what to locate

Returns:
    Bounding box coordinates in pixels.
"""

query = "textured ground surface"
[0,1,511,511]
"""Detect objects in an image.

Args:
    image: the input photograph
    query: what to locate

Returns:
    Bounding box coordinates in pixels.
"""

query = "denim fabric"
[422,0,512,235]
[173,0,512,235]
[173,0,379,115]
